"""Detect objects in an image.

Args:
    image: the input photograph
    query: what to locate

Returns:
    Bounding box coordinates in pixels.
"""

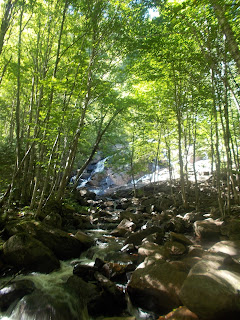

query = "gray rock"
[3,233,60,273]
[127,259,187,314]
[180,251,240,319]
[194,218,223,241]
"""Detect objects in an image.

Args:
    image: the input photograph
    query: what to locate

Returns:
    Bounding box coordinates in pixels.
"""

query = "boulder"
[0,279,35,311]
[111,219,136,237]
[3,233,60,273]
[11,289,88,320]
[125,226,164,246]
[73,264,98,281]
[170,232,193,246]
[164,241,187,256]
[119,211,142,225]
[208,240,240,258]
[194,218,223,241]
[164,216,187,233]
[93,272,127,314]
[221,219,240,240]
[74,231,95,248]
[179,251,240,319]
[138,242,169,260]
[159,306,199,320]
[127,259,187,314]
[4,221,87,260]
[94,258,136,282]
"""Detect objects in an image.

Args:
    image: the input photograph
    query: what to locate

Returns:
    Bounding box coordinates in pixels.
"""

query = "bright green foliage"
[0,0,239,212]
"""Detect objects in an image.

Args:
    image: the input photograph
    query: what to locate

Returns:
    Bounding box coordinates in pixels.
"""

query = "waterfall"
[74,157,109,189]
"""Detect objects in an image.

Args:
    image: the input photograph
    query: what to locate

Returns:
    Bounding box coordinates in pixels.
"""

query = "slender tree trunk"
[192,109,199,210]
[55,41,96,201]
[209,0,240,74]
[211,69,224,217]
[0,0,16,55]
[71,108,124,191]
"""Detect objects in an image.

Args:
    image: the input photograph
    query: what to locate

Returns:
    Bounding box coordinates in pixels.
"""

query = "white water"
[77,157,109,189]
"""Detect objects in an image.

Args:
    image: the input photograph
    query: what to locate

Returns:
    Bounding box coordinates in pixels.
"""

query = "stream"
[0,226,157,320]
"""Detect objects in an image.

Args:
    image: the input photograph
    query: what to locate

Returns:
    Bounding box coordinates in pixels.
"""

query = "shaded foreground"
[1,180,240,320]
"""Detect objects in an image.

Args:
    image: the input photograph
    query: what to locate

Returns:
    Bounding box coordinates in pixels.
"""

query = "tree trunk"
[0,0,16,55]
[209,0,240,74]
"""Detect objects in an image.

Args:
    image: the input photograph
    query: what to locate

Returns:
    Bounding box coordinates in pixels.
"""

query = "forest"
[0,0,240,320]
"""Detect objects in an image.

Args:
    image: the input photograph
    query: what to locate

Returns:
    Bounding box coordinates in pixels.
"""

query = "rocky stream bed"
[1,181,240,320]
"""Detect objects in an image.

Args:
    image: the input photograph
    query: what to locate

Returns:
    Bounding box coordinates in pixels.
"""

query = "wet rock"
[111,219,136,237]
[4,221,87,260]
[127,259,187,314]
[12,289,88,320]
[89,272,127,316]
[74,230,95,248]
[159,306,199,320]
[194,218,224,241]
[125,226,164,246]
[0,279,35,311]
[73,264,98,281]
[121,243,136,254]
[3,233,60,273]
[94,258,136,282]
[179,252,240,319]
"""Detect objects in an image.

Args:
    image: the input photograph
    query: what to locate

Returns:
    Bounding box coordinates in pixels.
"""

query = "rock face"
[127,259,187,314]
[180,247,240,319]
[3,233,60,273]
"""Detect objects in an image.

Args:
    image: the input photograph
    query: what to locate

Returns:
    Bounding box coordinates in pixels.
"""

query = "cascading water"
[74,157,109,192]
[0,225,157,320]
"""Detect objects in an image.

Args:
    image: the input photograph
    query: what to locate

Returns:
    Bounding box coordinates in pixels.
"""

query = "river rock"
[179,251,240,319]
[73,264,98,281]
[125,226,164,246]
[164,241,187,256]
[74,230,95,248]
[127,259,187,314]
[138,242,169,260]
[221,219,240,240]
[4,221,87,260]
[170,232,193,245]
[11,289,88,320]
[164,216,187,233]
[194,218,223,241]
[159,306,199,319]
[208,240,240,258]
[0,279,35,311]
[89,272,127,316]
[3,233,60,273]
[111,219,136,237]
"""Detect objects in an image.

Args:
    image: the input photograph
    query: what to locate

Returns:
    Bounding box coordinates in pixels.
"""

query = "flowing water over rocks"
[1,182,240,320]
